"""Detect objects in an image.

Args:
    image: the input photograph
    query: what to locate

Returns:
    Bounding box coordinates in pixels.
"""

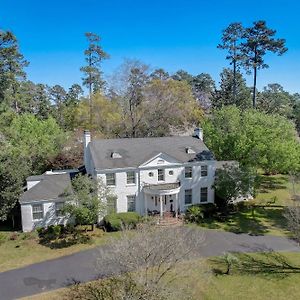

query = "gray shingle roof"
[27,175,45,181]
[89,136,214,170]
[20,173,73,203]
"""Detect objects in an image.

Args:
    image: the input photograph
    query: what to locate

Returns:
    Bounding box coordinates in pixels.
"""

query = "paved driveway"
[0,229,299,300]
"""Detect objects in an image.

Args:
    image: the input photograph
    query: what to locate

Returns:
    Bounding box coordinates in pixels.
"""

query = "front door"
[163,195,174,212]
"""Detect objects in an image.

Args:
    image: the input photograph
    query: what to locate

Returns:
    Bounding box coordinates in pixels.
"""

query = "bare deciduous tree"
[284,205,300,243]
[289,172,300,201]
[94,224,207,299]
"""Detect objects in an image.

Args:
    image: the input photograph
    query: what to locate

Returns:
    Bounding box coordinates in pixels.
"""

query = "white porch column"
[160,196,163,218]
[175,193,178,218]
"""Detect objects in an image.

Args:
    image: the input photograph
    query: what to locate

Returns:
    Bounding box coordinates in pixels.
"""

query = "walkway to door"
[143,182,180,217]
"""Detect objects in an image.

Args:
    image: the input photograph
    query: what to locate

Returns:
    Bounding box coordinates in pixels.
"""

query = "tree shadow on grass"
[204,207,289,236]
[210,251,300,278]
[225,211,269,235]
[258,175,288,194]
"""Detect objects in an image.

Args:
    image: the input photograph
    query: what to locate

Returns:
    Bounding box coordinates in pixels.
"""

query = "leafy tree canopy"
[63,174,115,229]
[213,68,251,109]
[7,114,65,173]
[202,106,300,174]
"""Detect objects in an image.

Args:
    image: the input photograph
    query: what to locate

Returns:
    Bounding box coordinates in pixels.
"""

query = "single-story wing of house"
[20,171,76,232]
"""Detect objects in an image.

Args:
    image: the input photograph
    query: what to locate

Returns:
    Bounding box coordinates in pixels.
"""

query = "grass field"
[197,174,300,237]
[254,174,299,206]
[21,252,300,300]
[196,207,290,236]
[0,228,118,273]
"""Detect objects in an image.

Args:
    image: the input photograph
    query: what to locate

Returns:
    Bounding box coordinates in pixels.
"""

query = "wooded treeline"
[0,20,300,221]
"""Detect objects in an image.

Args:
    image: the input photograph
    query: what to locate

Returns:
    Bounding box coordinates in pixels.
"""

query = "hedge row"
[103,212,141,231]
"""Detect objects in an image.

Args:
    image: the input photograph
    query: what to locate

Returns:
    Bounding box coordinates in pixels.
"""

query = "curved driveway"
[0,228,299,300]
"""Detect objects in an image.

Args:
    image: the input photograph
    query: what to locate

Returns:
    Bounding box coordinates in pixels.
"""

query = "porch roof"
[143,182,180,192]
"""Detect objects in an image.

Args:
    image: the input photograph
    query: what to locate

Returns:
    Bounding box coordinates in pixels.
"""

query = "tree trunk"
[252,49,258,108]
[252,66,257,108]
[89,54,93,129]
[233,44,237,102]
[11,215,15,229]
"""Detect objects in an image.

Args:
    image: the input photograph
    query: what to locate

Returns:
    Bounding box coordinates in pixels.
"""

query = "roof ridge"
[91,136,198,143]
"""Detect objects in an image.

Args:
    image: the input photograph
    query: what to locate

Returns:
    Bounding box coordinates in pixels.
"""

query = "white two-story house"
[20,128,219,231]
[84,129,216,218]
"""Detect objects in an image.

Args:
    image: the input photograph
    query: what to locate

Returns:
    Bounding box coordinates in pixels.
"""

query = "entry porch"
[143,182,180,218]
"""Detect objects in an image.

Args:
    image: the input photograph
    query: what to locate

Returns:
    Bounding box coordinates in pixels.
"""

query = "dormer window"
[185,147,195,154]
[111,152,122,159]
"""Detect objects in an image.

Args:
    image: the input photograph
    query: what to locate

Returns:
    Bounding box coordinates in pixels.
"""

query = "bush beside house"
[185,203,217,224]
[103,212,141,231]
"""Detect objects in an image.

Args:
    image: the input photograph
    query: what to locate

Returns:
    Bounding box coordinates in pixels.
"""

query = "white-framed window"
[185,189,192,205]
[106,173,116,186]
[149,172,154,177]
[126,171,136,184]
[127,195,136,212]
[200,187,208,202]
[185,166,192,178]
[107,196,117,214]
[158,169,165,181]
[201,165,208,177]
[55,202,64,217]
[32,204,43,220]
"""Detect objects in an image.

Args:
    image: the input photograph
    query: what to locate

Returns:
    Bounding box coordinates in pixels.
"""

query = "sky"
[1,0,300,92]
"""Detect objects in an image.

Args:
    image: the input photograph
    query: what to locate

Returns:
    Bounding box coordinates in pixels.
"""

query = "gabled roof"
[89,136,214,170]
[20,173,73,203]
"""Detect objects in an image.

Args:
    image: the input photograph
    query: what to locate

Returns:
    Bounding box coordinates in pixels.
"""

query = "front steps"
[157,215,183,227]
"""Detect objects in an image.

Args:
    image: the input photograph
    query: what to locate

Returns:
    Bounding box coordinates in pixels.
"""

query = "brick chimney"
[83,130,91,171]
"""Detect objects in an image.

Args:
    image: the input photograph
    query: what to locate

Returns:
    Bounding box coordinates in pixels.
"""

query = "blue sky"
[1,0,300,92]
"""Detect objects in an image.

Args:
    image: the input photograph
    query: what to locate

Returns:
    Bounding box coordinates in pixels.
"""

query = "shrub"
[185,206,204,224]
[37,225,62,241]
[104,212,141,231]
[202,203,217,217]
[185,203,217,224]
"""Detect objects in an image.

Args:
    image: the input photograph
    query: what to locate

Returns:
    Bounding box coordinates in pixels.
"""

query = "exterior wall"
[97,169,140,213]
[95,153,216,216]
[21,200,69,232]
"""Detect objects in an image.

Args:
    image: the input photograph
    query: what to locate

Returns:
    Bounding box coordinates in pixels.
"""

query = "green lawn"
[205,252,300,300]
[197,174,300,237]
[0,228,119,273]
[254,174,298,206]
[197,207,290,236]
